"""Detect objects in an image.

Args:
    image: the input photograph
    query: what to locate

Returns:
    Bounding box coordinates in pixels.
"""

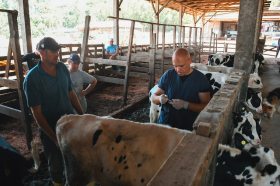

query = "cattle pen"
[1,0,280,186]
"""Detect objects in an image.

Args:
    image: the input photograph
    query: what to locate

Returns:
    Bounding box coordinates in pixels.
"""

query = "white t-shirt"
[70,70,96,113]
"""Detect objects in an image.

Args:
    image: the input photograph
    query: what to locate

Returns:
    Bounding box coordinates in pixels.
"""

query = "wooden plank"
[0,104,22,119]
[0,79,18,89]
[149,33,156,90]
[85,58,127,66]
[94,75,124,85]
[123,21,135,105]
[148,134,213,186]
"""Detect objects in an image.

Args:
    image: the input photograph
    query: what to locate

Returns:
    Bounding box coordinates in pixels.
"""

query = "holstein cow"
[208,53,235,67]
[246,88,263,113]
[263,88,280,118]
[232,110,262,150]
[252,53,265,75]
[215,144,280,186]
[248,73,263,89]
[196,69,228,96]
[56,114,191,186]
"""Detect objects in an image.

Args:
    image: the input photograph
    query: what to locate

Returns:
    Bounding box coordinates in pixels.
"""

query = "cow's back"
[56,114,189,186]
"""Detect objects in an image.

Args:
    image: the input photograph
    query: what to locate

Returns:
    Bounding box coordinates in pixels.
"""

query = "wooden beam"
[85,58,127,66]
[0,104,22,119]
[94,75,124,85]
[80,16,91,72]
[0,79,18,89]
[18,0,32,53]
[158,0,173,14]
[113,0,120,46]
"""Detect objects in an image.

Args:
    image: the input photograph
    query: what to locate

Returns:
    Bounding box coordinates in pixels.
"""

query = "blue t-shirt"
[158,69,211,130]
[23,61,74,130]
[106,44,118,54]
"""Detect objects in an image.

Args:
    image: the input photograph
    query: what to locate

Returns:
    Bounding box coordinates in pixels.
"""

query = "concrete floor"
[259,61,280,162]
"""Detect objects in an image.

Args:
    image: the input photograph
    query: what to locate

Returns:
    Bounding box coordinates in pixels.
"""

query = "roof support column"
[254,0,264,52]
[18,0,32,53]
[234,0,260,101]
[113,0,122,46]
[179,5,184,48]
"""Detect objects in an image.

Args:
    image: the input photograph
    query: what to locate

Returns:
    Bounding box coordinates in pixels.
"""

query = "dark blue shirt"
[23,61,74,130]
[158,69,211,130]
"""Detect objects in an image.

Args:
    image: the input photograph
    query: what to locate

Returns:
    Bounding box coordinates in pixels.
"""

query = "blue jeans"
[40,131,64,184]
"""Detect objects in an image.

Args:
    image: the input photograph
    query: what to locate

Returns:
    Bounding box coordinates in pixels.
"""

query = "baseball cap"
[36,37,61,51]
[68,53,80,64]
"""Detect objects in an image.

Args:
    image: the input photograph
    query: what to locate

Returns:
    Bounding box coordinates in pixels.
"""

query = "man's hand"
[170,99,189,110]
[160,94,168,104]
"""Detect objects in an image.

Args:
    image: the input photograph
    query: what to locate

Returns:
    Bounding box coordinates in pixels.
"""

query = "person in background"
[106,38,118,60]
[22,50,40,70]
[67,53,97,113]
[23,37,83,186]
[151,48,211,131]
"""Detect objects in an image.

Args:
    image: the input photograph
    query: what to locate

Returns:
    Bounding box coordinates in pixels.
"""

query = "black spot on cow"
[247,88,261,108]
[118,155,125,164]
[248,147,257,155]
[261,164,277,176]
[245,178,253,184]
[264,147,269,153]
[137,163,142,167]
[239,119,255,140]
[115,135,122,143]
[92,129,103,146]
[242,169,250,176]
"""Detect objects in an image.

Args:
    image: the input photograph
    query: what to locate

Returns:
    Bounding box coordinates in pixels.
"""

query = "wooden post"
[18,0,32,53]
[209,28,213,52]
[8,11,32,149]
[156,0,160,49]
[149,34,156,90]
[113,0,120,46]
[150,24,154,46]
[254,0,264,53]
[194,27,198,47]
[179,5,184,48]
[161,25,166,74]
[123,21,135,105]
[182,26,185,48]
[173,26,176,50]
[234,0,260,102]
[188,27,192,47]
[80,16,91,72]
[5,41,12,78]
[199,28,202,63]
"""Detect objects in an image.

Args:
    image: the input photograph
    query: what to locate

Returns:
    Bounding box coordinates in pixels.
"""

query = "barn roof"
[146,0,271,15]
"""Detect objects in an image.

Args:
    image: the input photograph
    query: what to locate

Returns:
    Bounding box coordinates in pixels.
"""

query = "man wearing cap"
[23,37,83,186]
[67,53,97,113]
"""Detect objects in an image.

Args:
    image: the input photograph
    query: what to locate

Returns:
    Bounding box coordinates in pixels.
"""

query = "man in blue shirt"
[23,37,83,186]
[106,38,118,60]
[151,48,211,131]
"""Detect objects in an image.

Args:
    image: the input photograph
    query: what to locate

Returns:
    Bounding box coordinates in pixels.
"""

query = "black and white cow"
[248,72,263,89]
[246,88,263,113]
[56,114,191,186]
[252,53,265,75]
[232,109,262,150]
[198,69,228,96]
[215,144,280,186]
[208,53,235,67]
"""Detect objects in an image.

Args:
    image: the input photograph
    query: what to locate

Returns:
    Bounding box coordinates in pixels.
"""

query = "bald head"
[172,48,193,76]
[172,48,191,61]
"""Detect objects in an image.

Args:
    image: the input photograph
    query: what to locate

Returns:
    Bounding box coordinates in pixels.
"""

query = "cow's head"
[248,73,263,89]
[233,112,261,149]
